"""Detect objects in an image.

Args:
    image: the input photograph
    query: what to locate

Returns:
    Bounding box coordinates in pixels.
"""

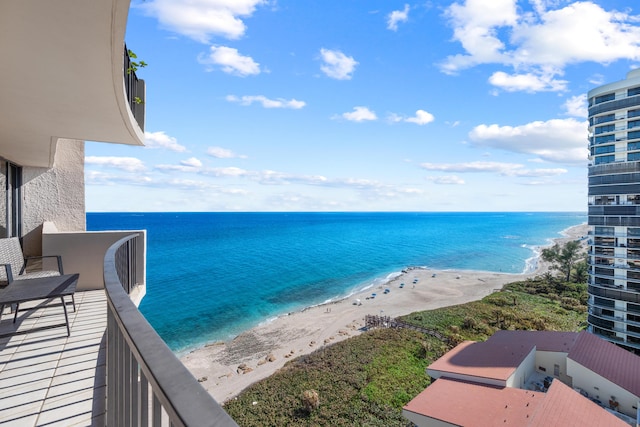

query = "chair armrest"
[23,255,64,275]
[0,263,14,284]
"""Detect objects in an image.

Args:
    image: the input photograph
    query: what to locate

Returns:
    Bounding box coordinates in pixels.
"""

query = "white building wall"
[534,351,572,385]
[21,139,85,255]
[507,348,536,388]
[567,359,638,418]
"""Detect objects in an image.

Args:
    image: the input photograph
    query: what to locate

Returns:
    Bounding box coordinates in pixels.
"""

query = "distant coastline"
[88,211,587,352]
[181,222,588,403]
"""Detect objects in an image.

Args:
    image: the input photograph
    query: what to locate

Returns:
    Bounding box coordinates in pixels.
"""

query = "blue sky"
[86,0,640,212]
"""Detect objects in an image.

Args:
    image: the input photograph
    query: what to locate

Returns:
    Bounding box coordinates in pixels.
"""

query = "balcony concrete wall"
[42,222,146,293]
[21,139,85,255]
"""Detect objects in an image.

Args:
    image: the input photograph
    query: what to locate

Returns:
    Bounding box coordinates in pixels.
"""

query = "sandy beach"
[181,223,588,404]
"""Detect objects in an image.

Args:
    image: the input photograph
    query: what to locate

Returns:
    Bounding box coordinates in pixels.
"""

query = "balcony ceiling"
[0,0,144,168]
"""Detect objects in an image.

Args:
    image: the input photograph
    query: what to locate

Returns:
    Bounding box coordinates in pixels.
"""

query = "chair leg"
[0,304,3,321]
[12,303,19,323]
[61,297,70,337]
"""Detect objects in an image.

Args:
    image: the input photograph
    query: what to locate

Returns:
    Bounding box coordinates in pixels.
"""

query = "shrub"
[302,389,320,412]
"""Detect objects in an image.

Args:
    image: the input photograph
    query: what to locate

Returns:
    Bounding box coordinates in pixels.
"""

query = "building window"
[595,145,615,155]
[629,142,640,151]
[628,131,640,141]
[628,152,640,161]
[595,155,615,165]
[592,114,616,125]
[595,124,615,135]
[594,134,615,144]
[0,160,22,238]
[595,93,615,104]
[629,87,640,97]
[630,109,640,119]
[629,120,640,129]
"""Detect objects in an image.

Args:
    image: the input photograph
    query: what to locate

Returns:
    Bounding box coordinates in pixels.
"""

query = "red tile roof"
[487,330,579,353]
[427,340,534,382]
[403,378,629,427]
[529,380,629,427]
[403,377,544,426]
[568,331,640,396]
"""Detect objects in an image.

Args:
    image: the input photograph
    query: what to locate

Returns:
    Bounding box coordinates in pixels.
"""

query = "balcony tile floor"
[0,290,106,426]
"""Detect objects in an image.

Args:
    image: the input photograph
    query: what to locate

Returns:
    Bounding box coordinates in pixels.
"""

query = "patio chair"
[0,237,63,285]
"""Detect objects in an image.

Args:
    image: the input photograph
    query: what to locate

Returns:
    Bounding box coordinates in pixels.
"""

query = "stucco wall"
[21,139,85,255]
[567,359,638,418]
[507,347,536,388]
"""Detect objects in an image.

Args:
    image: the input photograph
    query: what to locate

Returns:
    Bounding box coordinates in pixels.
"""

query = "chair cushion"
[0,238,26,282]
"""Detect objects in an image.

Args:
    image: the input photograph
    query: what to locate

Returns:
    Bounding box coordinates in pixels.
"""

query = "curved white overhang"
[0,0,145,168]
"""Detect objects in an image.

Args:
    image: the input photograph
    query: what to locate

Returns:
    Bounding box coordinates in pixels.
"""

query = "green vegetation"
[224,328,435,426]
[224,274,587,426]
[541,240,586,282]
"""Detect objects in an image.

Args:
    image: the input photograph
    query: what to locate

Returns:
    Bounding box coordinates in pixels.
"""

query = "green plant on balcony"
[127,49,147,105]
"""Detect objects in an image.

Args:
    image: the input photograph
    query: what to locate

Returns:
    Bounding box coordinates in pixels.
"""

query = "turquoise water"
[87,212,586,352]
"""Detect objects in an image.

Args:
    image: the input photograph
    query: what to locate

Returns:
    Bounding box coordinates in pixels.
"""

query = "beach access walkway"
[0,290,106,426]
[364,314,450,344]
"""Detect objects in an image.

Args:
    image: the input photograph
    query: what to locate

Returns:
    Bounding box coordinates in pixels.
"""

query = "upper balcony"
[0,0,145,168]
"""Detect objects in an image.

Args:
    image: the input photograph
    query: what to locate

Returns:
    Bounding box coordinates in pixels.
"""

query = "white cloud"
[198,46,260,76]
[226,95,306,109]
[441,1,640,92]
[488,70,568,92]
[85,156,146,172]
[387,4,410,31]
[563,94,588,118]
[144,131,187,152]
[468,118,588,164]
[405,109,435,125]
[181,157,202,168]
[207,147,248,159]
[319,48,358,80]
[388,110,435,125]
[139,0,265,43]
[207,167,250,177]
[420,161,567,177]
[85,170,153,185]
[428,175,466,185]
[338,106,378,122]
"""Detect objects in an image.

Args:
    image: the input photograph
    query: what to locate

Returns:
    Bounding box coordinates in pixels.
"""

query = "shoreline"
[180,223,588,404]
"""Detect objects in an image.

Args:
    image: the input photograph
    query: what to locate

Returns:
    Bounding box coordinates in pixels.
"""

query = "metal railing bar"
[105,234,237,427]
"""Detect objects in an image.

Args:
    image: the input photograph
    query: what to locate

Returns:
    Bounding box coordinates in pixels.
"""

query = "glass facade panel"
[595,124,615,134]
[629,152,640,161]
[594,113,616,124]
[630,109,640,118]
[629,86,640,96]
[628,131,640,141]
[596,145,615,154]
[595,93,615,104]
[595,155,615,165]
[0,160,22,238]
[595,134,615,144]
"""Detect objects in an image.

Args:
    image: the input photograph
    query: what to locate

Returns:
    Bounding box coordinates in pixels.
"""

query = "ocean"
[87,212,586,352]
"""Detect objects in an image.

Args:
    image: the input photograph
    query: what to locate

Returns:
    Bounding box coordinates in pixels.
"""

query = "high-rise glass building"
[587,69,640,354]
